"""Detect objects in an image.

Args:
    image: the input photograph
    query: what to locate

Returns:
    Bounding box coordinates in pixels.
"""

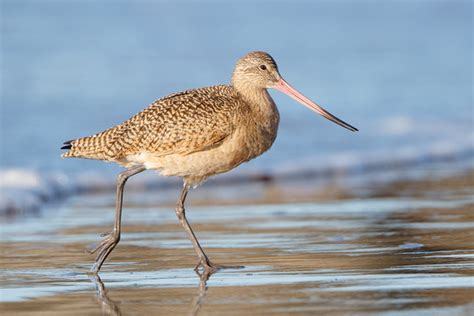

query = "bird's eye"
[259,64,267,70]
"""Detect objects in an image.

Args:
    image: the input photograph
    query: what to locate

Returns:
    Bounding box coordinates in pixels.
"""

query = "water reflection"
[187,270,212,316]
[90,274,121,316]
[2,184,473,314]
[90,270,214,316]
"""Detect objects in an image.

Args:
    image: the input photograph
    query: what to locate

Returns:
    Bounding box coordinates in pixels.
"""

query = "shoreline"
[1,151,472,218]
[70,166,474,211]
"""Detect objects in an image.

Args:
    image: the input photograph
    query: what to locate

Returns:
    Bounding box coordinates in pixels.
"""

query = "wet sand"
[1,171,473,315]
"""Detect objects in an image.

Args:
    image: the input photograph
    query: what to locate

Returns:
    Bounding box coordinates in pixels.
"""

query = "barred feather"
[61,85,242,162]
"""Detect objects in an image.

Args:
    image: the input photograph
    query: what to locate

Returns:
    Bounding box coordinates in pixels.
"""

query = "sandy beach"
[1,169,473,315]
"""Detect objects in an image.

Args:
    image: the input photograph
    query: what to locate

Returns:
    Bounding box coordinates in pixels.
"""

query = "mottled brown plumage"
[61,51,357,274]
[63,86,240,163]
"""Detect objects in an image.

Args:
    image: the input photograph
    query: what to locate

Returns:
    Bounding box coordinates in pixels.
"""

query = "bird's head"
[232,51,358,132]
[232,51,281,89]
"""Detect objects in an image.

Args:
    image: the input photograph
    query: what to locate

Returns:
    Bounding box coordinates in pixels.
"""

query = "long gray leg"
[89,165,146,274]
[175,183,219,272]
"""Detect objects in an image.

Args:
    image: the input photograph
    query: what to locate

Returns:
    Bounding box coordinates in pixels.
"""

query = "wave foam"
[0,169,75,216]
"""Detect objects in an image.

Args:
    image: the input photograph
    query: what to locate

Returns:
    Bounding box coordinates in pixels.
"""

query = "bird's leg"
[175,183,221,273]
[89,165,146,274]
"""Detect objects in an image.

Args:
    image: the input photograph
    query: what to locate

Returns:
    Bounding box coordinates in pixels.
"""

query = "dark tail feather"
[61,139,75,150]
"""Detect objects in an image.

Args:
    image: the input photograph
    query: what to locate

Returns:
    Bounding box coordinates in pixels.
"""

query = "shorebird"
[61,51,357,274]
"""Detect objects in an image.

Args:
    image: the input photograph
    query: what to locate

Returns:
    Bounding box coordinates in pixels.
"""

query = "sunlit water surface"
[1,191,473,315]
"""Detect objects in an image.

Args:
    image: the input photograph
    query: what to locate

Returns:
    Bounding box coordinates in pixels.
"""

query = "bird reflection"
[89,274,121,316]
[188,269,212,316]
[89,269,214,316]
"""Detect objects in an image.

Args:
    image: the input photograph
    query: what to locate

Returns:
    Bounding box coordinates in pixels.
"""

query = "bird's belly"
[125,128,275,185]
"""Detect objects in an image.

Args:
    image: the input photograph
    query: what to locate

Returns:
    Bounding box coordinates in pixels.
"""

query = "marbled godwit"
[61,51,358,274]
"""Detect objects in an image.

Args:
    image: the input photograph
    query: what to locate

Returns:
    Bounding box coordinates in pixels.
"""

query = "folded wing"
[62,85,239,162]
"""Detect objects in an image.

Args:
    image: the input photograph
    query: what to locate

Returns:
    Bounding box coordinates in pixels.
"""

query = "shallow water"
[1,189,473,315]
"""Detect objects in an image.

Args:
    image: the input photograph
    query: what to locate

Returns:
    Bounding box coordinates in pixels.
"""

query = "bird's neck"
[231,82,280,157]
[232,82,275,113]
[232,82,280,134]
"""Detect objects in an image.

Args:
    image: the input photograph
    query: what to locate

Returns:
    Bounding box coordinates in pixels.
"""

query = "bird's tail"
[61,130,116,160]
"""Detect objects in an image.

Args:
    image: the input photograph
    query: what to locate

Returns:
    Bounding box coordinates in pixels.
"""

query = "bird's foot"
[100,231,112,237]
[194,260,219,273]
[88,231,120,274]
[194,259,244,274]
[89,231,116,254]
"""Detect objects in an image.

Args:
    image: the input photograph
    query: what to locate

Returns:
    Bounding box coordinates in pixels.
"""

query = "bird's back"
[62,85,244,163]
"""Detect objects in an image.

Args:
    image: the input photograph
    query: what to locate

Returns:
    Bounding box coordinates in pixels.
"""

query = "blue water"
[1,0,472,175]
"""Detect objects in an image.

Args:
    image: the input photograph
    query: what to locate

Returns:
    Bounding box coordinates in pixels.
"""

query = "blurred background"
[1,0,473,210]
[1,2,473,313]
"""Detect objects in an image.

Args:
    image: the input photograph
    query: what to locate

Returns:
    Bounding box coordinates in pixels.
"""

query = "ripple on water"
[2,267,473,303]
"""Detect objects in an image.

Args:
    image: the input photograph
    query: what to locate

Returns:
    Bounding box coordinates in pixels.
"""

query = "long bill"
[273,78,358,132]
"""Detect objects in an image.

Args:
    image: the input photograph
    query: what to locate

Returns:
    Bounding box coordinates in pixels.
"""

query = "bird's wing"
[121,85,239,157]
[63,85,240,161]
